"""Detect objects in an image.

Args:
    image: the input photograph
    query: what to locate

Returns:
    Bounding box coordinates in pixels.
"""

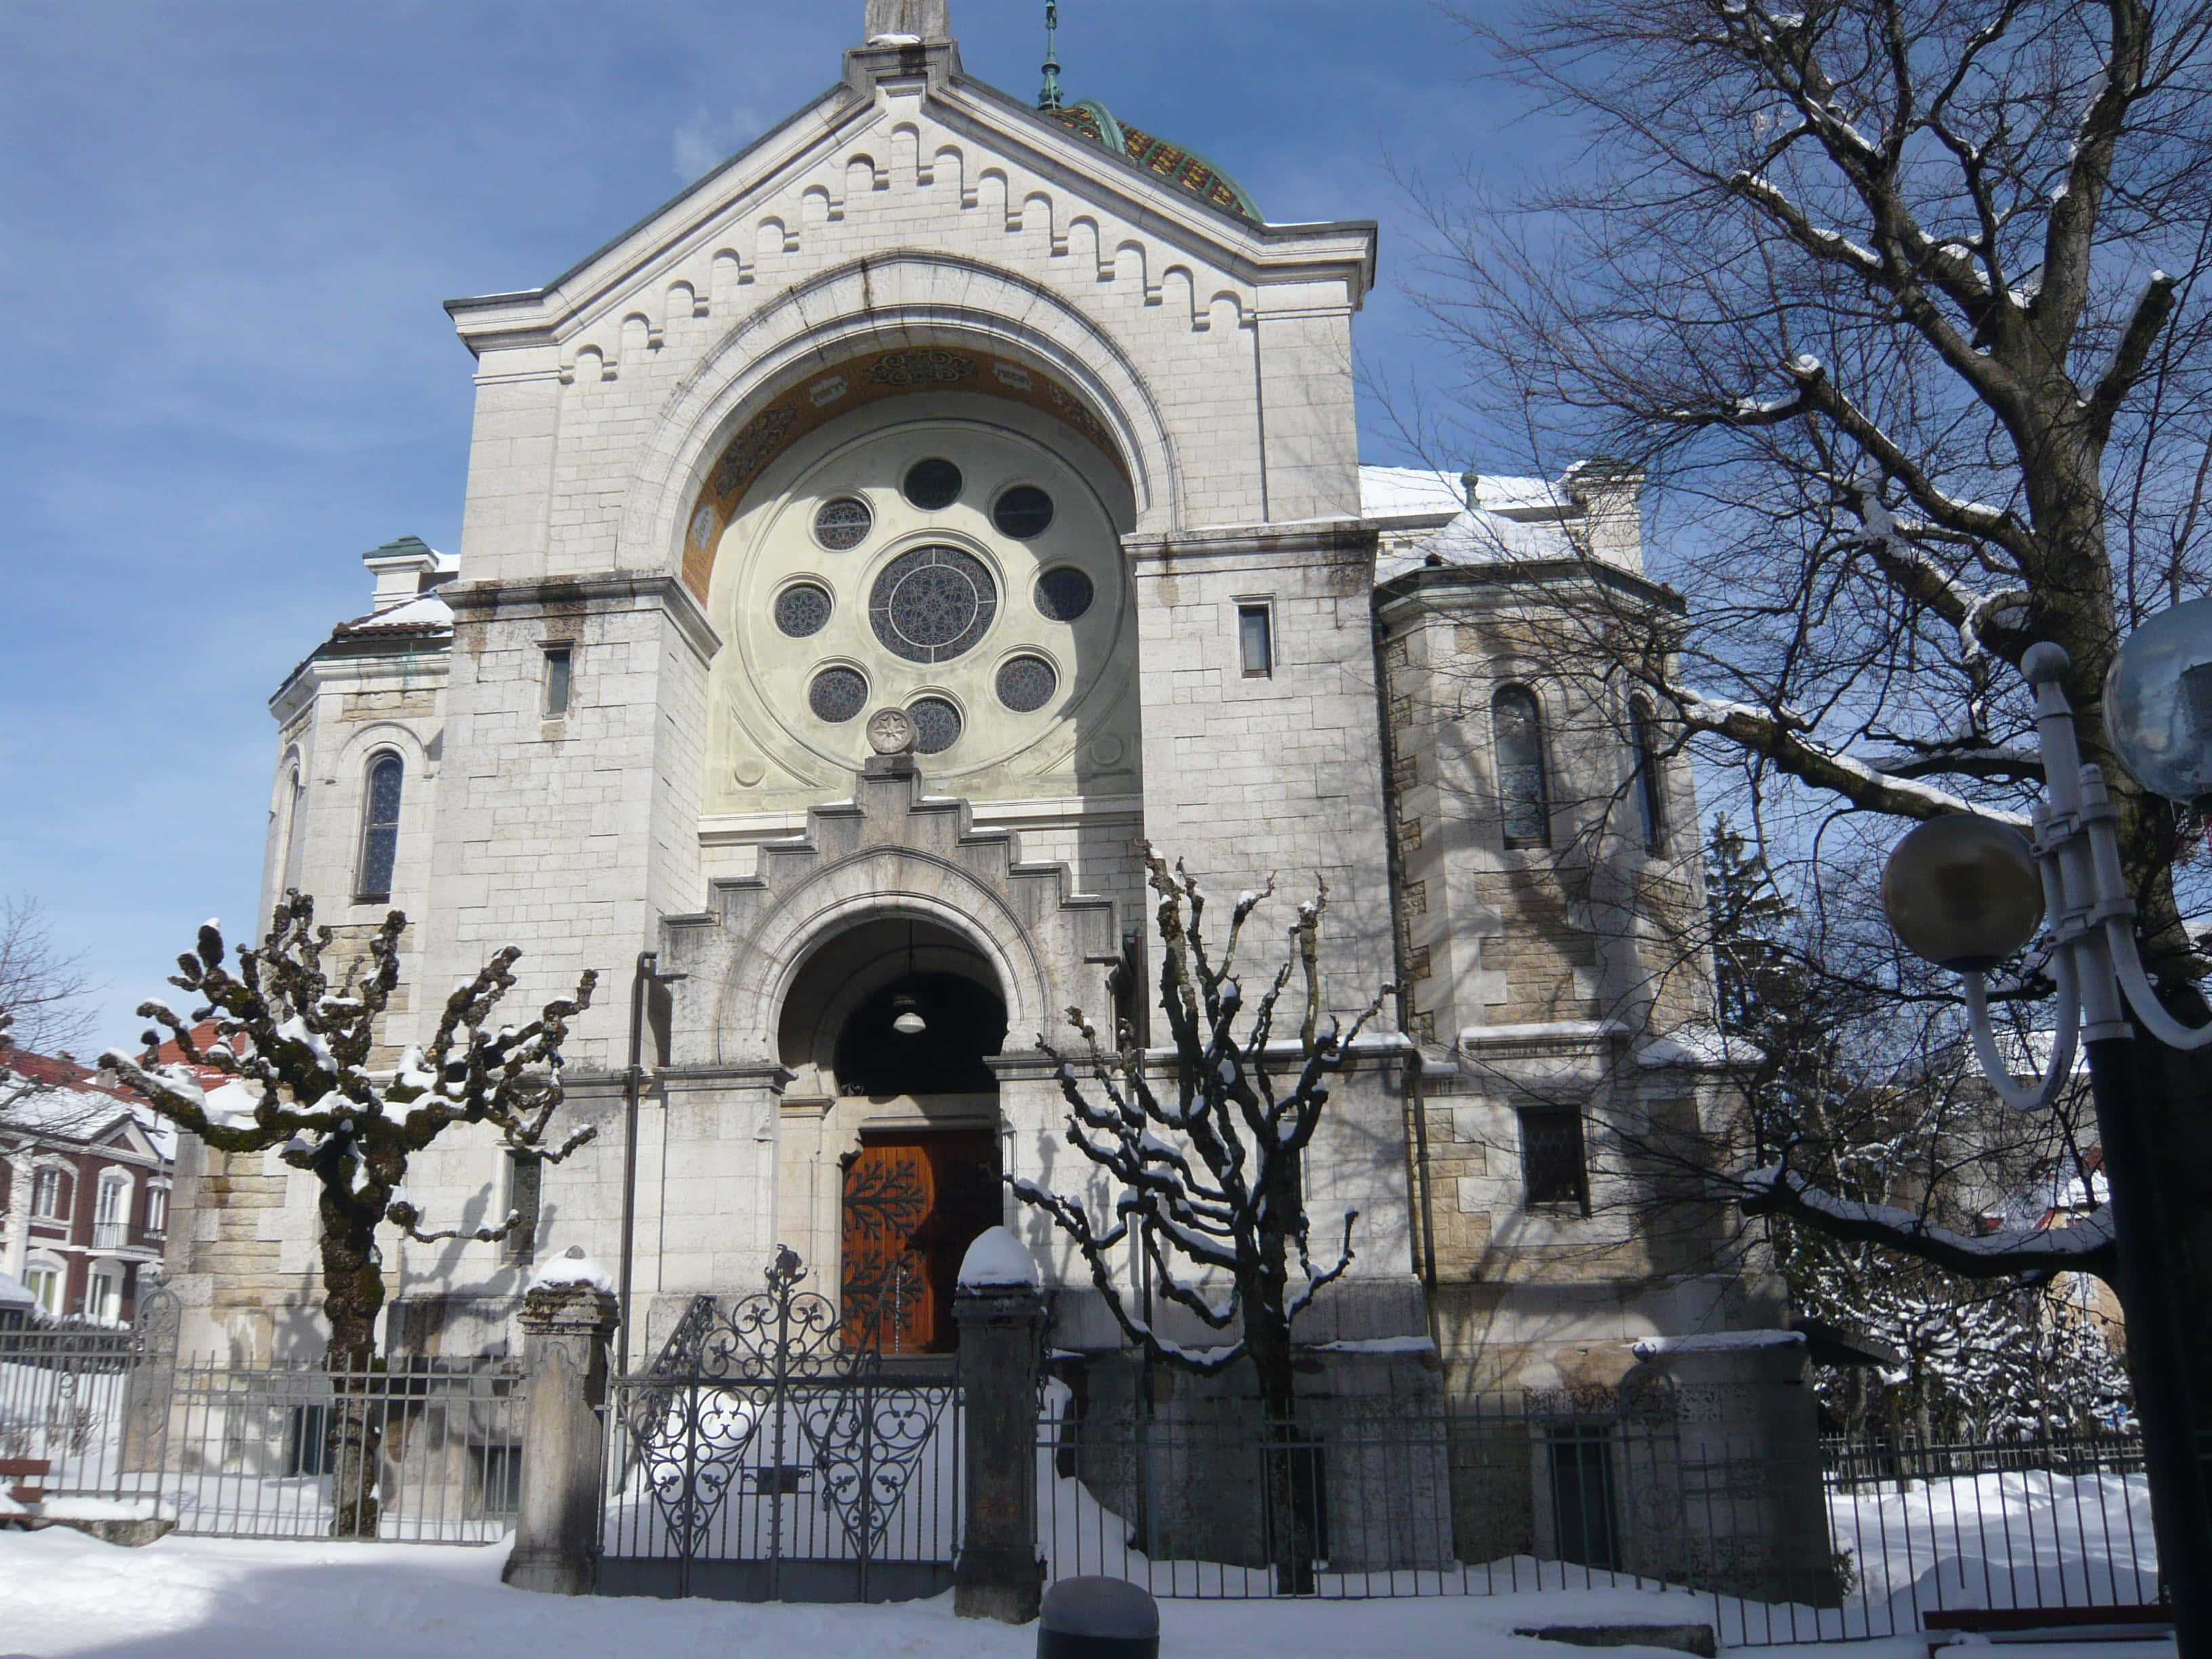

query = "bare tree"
[0,896,99,1134]
[98,893,598,1533]
[1408,0,2212,1291]
[1010,848,1392,1591]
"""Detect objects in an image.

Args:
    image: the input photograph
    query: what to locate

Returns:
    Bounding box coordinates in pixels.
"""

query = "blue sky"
[0,0,1538,1046]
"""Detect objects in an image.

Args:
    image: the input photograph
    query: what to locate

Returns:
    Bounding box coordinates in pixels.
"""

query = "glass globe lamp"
[2104,594,2212,806]
[1881,815,2045,972]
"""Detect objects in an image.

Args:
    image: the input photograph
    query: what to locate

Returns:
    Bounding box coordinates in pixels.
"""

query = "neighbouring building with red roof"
[0,1046,176,1323]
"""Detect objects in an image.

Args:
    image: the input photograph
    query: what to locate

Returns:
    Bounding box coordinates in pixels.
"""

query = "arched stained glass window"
[1630,697,1668,853]
[1493,686,1551,849]
[356,753,403,901]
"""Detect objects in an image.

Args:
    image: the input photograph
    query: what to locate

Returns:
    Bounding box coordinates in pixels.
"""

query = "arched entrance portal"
[777,917,1008,1354]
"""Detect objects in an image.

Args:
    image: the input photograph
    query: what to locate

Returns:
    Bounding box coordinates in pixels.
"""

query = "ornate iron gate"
[598,1248,962,1602]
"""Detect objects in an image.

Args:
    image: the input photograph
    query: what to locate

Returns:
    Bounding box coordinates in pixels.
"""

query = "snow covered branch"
[1673,687,2030,826]
[98,892,599,1363]
[1742,1164,2116,1282]
[1010,847,1387,1406]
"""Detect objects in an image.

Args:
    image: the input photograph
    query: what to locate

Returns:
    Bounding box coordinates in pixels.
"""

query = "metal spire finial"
[1038,0,1063,110]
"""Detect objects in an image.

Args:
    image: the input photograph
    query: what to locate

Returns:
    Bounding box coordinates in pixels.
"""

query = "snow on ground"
[0,1528,2181,1659]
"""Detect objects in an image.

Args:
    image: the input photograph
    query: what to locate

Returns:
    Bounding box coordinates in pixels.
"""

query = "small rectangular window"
[471,1443,524,1517]
[1238,604,1273,678]
[505,1152,542,1263]
[1521,1108,1589,1210]
[287,1404,335,1477]
[543,646,573,718]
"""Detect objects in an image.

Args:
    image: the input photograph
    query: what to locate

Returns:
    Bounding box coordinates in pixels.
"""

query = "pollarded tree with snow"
[1010,847,1393,1593]
[100,893,598,1533]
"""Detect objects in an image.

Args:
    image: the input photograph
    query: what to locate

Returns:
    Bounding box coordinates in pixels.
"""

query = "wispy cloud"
[673,104,768,183]
[0,0,1536,1048]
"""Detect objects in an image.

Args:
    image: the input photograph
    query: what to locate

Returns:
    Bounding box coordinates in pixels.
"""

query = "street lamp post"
[1881,602,2212,1650]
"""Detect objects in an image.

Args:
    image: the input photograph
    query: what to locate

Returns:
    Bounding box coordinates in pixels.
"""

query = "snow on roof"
[3,1042,182,1160]
[1474,475,1574,518]
[333,592,455,638]
[1362,464,1591,583]
[1360,466,1467,526]
[0,1271,36,1308]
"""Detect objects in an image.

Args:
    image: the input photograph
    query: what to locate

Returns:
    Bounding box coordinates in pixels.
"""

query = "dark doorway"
[833,972,1007,1097]
[840,1130,1001,1353]
[1547,1424,1620,1570]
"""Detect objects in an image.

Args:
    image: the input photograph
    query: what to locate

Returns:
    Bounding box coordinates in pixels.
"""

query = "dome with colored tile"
[1043,100,1260,221]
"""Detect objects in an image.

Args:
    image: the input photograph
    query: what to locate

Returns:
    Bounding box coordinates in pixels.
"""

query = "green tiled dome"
[1043,99,1260,222]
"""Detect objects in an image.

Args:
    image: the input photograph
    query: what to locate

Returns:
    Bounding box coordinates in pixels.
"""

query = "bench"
[1927,1607,2173,1647]
[0,1456,51,1506]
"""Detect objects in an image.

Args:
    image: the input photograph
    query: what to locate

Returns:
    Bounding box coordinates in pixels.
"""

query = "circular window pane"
[992,485,1055,540]
[808,666,869,724]
[909,696,963,755]
[996,655,1059,714]
[773,582,833,638]
[903,458,964,512]
[813,497,873,551]
[1033,566,1095,623]
[869,545,999,664]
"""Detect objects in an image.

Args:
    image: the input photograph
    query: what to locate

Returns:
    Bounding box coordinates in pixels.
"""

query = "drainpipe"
[617,951,684,1377]
[1372,599,1441,1330]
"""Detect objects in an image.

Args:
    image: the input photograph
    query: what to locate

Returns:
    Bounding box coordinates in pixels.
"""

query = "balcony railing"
[91,1222,131,1251]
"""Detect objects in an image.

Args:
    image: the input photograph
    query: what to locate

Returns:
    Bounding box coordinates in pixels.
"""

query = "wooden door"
[840,1130,1000,1353]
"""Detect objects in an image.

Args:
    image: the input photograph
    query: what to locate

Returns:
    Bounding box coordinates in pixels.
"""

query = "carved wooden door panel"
[841,1141,932,1352]
[840,1131,1001,1354]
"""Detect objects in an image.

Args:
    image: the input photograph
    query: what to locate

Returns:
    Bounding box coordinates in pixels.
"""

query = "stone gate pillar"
[954,1227,1047,1624]
[504,1253,620,1596]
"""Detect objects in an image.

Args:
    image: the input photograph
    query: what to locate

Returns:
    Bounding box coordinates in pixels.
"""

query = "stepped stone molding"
[659,758,1120,1070]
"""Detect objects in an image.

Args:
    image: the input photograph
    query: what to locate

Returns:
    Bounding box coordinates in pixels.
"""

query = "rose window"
[908,697,963,754]
[868,546,999,665]
[813,497,873,551]
[995,655,1059,714]
[773,582,832,638]
[808,665,869,724]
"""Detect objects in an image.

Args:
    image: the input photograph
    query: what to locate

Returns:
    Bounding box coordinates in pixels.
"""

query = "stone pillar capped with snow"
[505,1248,620,1597]
[954,1228,1046,1624]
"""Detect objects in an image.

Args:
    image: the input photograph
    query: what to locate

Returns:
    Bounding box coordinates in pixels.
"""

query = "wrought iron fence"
[599,1248,963,1603]
[1,1314,525,1544]
[157,1354,526,1542]
[1037,1379,2160,1645]
[0,1323,144,1502]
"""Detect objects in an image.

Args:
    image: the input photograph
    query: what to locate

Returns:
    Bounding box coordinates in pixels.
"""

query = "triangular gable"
[447,39,1374,356]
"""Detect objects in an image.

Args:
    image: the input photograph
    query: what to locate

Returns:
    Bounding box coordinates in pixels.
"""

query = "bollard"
[1038,1576,1160,1659]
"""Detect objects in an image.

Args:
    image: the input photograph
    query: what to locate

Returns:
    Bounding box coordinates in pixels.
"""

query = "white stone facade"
[165,8,1770,1391]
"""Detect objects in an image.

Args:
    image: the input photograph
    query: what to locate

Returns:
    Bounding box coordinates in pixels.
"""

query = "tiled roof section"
[1,1041,178,1158]
[1041,98,1259,222]
[332,593,455,640]
[1116,123,1255,220]
[365,534,441,562]
[1046,104,1108,146]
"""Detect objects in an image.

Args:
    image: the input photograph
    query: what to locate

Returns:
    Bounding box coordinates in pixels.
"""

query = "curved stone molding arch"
[657,762,1119,1073]
[614,253,1184,590]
